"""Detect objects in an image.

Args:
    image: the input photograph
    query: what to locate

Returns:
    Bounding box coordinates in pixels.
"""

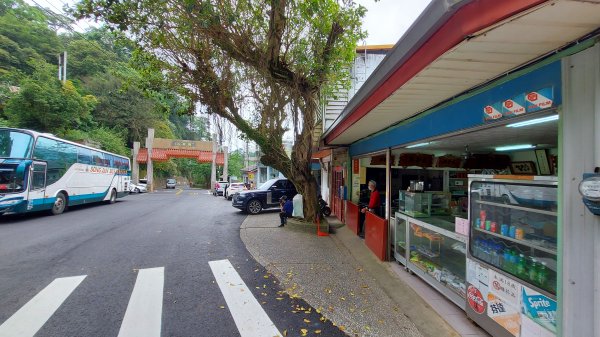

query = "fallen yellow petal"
[303,319,310,323]
[315,330,322,334]
[300,328,308,336]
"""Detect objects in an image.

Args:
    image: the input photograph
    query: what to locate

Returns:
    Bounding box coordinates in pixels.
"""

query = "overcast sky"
[356,0,432,45]
[28,0,432,45]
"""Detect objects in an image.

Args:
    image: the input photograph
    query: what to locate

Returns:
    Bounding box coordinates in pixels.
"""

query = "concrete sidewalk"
[240,213,460,337]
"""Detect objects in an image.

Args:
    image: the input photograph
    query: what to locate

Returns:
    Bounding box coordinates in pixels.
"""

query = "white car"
[225,182,247,200]
[129,182,147,193]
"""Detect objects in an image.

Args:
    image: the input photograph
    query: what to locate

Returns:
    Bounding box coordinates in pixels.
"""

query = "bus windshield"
[0,164,26,193]
[0,130,34,158]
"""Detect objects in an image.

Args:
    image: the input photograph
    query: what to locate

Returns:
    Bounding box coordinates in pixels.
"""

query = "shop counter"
[394,212,467,308]
[365,211,388,261]
[345,201,360,235]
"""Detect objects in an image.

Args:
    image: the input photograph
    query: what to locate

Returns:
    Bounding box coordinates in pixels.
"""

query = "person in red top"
[360,180,381,236]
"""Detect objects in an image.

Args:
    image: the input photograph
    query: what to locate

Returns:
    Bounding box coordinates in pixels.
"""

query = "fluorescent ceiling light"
[506,115,559,128]
[495,144,535,152]
[406,142,430,149]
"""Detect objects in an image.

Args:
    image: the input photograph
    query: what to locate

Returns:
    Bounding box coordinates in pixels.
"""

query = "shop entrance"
[389,111,559,325]
[332,168,345,222]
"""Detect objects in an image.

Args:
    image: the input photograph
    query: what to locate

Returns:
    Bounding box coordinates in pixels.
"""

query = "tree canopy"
[77,0,366,219]
[0,0,213,180]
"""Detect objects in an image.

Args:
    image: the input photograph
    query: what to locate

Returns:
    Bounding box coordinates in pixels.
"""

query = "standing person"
[360,180,381,236]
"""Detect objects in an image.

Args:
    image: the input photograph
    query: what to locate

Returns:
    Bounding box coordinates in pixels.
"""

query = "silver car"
[166,178,177,189]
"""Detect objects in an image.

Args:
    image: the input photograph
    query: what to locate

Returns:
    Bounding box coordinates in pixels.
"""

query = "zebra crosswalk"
[0,260,283,337]
[118,267,164,337]
[0,275,86,337]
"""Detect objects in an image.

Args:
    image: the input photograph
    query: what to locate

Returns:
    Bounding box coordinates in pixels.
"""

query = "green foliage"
[0,0,213,182]
[228,149,244,179]
[66,39,116,78]
[0,0,61,76]
[4,63,94,134]
[82,72,164,144]
[174,158,211,187]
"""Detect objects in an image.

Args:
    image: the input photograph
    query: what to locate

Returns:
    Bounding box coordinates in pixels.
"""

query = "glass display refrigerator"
[406,217,467,307]
[394,212,408,265]
[465,175,557,337]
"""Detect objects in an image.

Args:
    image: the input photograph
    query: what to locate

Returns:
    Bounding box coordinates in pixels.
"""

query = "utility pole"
[245,140,249,168]
[222,145,229,182]
[210,133,217,191]
[146,128,154,192]
[132,142,140,183]
[57,51,67,83]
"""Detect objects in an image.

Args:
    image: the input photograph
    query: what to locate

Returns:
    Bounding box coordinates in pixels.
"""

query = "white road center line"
[118,267,164,337]
[209,259,282,337]
[0,275,86,337]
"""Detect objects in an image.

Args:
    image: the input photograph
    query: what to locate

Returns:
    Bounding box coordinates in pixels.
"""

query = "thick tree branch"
[267,0,286,67]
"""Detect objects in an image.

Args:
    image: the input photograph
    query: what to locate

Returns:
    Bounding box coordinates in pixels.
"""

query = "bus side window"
[78,148,92,165]
[92,151,104,166]
[106,154,114,168]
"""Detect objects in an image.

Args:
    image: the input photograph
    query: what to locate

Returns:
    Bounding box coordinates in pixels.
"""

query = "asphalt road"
[0,188,347,337]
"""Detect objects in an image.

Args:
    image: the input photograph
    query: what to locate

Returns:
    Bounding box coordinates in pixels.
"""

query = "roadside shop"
[321,1,600,336]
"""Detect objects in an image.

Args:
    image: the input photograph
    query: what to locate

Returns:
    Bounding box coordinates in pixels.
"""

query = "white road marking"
[0,275,86,337]
[209,259,281,337]
[118,267,164,337]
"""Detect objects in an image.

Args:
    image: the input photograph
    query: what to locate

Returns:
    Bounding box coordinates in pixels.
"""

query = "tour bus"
[0,128,130,215]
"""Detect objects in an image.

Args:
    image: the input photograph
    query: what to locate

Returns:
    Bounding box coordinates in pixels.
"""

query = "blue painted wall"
[349,61,562,157]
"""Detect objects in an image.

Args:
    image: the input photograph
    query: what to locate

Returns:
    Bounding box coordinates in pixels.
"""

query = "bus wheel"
[51,193,67,215]
[109,189,117,204]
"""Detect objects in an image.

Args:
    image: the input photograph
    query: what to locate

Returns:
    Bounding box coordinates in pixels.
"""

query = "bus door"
[27,161,47,210]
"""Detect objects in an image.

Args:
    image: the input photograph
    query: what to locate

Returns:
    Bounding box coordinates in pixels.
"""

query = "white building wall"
[561,43,600,337]
[323,52,388,131]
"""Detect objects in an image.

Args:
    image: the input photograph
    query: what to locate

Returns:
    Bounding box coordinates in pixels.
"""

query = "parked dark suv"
[232,178,297,214]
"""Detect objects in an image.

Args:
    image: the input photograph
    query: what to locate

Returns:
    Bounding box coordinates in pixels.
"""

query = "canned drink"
[475,218,481,228]
[480,210,486,224]
[485,220,491,231]
[501,224,509,236]
[509,225,517,238]
[491,222,497,233]
[516,228,525,240]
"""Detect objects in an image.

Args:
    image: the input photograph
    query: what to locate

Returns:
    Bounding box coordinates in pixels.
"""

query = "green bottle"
[516,254,527,279]
[537,261,548,288]
[528,258,538,284]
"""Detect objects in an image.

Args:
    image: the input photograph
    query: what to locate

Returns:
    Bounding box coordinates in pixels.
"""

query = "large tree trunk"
[290,147,319,223]
[289,92,320,222]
